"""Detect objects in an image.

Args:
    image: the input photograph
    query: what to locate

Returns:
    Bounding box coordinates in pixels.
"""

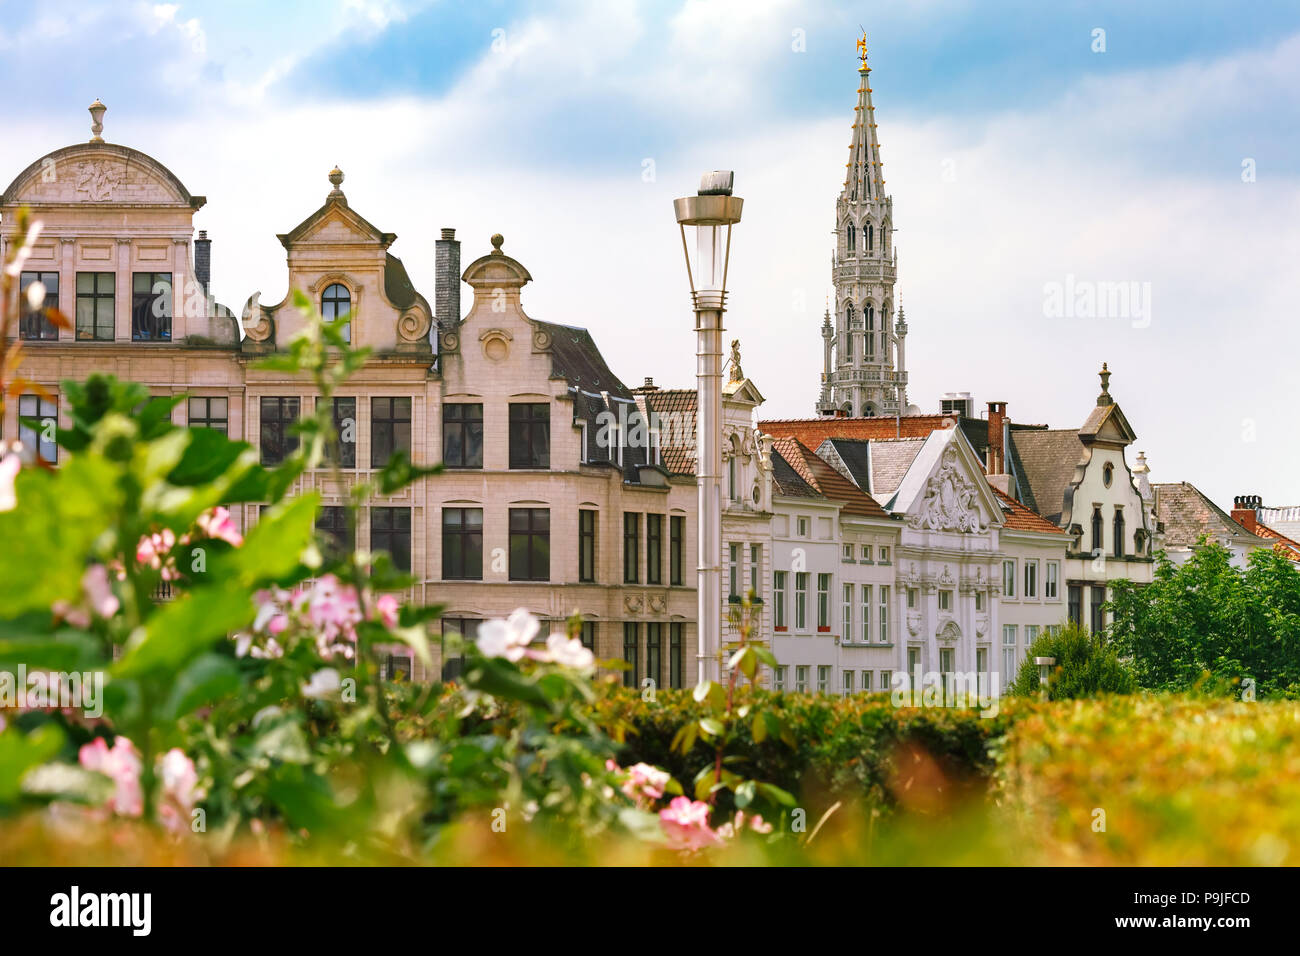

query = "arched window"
[846,223,855,253]
[1091,507,1104,554]
[322,283,352,343]
[1113,509,1125,557]
[866,222,874,254]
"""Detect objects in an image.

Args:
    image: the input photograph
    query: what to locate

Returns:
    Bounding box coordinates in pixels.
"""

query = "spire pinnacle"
[856,31,869,71]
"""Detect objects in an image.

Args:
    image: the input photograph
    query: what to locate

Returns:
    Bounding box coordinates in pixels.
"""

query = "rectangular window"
[76,272,114,341]
[669,516,684,586]
[729,543,741,599]
[797,517,809,537]
[907,587,917,609]
[878,546,890,564]
[623,513,641,584]
[509,508,550,581]
[861,584,871,644]
[131,272,172,341]
[646,623,662,690]
[1046,561,1060,600]
[795,573,808,629]
[774,666,786,692]
[669,622,683,688]
[773,571,787,628]
[316,506,352,557]
[939,589,952,611]
[880,670,892,694]
[260,397,300,466]
[842,583,853,640]
[975,590,985,612]
[509,402,550,469]
[817,665,830,694]
[328,397,356,467]
[18,393,58,464]
[383,654,413,682]
[843,543,854,562]
[646,514,663,585]
[1068,584,1082,625]
[749,543,760,598]
[977,647,989,698]
[1003,559,1016,599]
[1002,625,1018,694]
[442,507,483,580]
[442,404,483,469]
[843,669,854,695]
[578,509,597,583]
[371,507,412,572]
[440,618,479,681]
[188,396,228,434]
[817,573,831,629]
[370,397,412,468]
[1024,560,1038,599]
[795,666,808,693]
[622,623,639,688]
[879,585,890,642]
[1090,585,1106,634]
[940,647,955,702]
[580,621,596,652]
[1025,624,1040,656]
[19,272,58,340]
[861,544,872,562]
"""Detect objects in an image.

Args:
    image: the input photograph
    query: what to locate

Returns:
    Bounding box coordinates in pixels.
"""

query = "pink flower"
[158,748,202,833]
[81,564,119,619]
[0,453,19,512]
[659,796,722,851]
[717,810,774,840]
[374,593,399,629]
[476,609,539,662]
[620,762,670,805]
[78,736,143,817]
[541,632,596,672]
[195,506,243,547]
[136,528,176,572]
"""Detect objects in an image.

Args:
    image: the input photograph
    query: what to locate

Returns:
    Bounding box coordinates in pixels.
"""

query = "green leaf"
[755,781,797,807]
[465,658,552,710]
[699,716,724,738]
[167,427,253,486]
[161,652,242,720]
[375,450,443,495]
[115,583,254,679]
[0,724,65,803]
[751,713,767,743]
[219,493,320,585]
[735,779,756,809]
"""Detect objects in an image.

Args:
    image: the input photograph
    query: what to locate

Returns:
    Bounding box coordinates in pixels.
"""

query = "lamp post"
[674,171,743,685]
[1034,656,1056,702]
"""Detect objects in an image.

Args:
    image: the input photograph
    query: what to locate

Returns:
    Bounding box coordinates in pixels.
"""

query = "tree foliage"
[1008,623,1135,699]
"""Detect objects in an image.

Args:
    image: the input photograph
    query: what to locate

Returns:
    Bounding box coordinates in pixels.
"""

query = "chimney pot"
[435,227,462,331]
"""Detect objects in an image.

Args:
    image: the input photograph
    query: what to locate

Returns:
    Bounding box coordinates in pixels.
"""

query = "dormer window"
[321,283,351,343]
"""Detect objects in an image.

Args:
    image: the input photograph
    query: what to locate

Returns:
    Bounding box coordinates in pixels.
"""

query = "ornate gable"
[888,428,1004,534]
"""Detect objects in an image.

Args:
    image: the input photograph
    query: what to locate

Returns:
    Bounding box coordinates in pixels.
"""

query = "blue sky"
[2,0,1298,506]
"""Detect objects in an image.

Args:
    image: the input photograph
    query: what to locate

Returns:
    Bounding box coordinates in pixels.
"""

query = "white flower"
[301,668,342,700]
[544,632,595,673]
[476,608,539,662]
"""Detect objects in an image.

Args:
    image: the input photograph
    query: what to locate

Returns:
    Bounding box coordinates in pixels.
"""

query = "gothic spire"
[842,31,885,204]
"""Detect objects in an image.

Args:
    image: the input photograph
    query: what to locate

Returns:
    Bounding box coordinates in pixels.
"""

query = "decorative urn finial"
[490,233,504,255]
[327,166,345,201]
[88,99,106,143]
[1097,362,1112,405]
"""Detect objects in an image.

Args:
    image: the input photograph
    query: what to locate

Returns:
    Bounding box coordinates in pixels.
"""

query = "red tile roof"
[771,437,890,519]
[1253,521,1300,561]
[761,414,976,452]
[989,484,1066,535]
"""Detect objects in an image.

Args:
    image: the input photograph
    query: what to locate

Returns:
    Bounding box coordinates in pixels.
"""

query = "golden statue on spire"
[856,31,868,66]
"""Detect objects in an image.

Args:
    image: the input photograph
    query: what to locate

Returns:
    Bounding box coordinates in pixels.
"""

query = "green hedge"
[589,688,1013,817]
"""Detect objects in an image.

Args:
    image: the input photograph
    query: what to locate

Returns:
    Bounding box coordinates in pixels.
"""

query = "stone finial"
[327,166,345,201]
[89,99,106,143]
[490,233,504,255]
[1097,361,1113,406]
[728,339,743,382]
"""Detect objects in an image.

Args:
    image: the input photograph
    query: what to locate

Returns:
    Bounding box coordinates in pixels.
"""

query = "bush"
[1007,623,1135,699]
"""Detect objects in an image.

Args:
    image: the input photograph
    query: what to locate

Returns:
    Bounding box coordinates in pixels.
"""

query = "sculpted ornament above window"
[75,161,119,202]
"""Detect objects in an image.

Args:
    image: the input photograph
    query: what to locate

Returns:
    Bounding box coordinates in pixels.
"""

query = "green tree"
[1008,623,1135,699]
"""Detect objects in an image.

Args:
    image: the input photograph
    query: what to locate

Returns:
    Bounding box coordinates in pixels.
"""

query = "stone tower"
[817,34,908,418]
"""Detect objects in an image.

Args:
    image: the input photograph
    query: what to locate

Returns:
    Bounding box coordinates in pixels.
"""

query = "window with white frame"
[1046,561,1060,600]
[939,589,952,611]
[861,584,871,644]
[773,571,787,627]
[861,544,872,562]
[817,665,830,694]
[817,573,831,628]
[842,583,853,640]
[878,546,891,563]
[976,647,989,697]
[795,573,808,629]
[880,669,892,694]
[1024,560,1039,599]
[861,670,872,693]
[843,543,854,562]
[1003,559,1017,599]
[907,587,917,609]
[750,544,761,598]
[774,666,786,692]
[795,666,809,692]
[843,669,854,695]
[797,516,809,537]
[1002,625,1018,694]
[728,543,740,599]
[1025,625,1040,656]
[879,585,890,642]
[975,590,984,611]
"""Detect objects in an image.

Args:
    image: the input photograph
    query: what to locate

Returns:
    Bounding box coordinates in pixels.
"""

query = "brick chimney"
[633,376,659,394]
[434,227,461,332]
[1231,494,1261,533]
[194,230,211,295]
[986,401,1006,476]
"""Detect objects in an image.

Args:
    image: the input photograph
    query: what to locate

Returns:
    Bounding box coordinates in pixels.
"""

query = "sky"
[1,0,1298,508]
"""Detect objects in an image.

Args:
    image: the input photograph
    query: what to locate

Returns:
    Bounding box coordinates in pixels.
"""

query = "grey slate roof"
[866,438,927,497]
[1153,482,1269,549]
[1007,428,1085,525]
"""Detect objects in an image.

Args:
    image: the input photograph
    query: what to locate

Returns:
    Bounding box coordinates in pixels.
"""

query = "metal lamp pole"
[674,171,743,685]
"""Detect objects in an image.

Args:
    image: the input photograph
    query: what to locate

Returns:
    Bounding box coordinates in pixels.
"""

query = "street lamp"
[674,171,743,685]
[1034,656,1056,702]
